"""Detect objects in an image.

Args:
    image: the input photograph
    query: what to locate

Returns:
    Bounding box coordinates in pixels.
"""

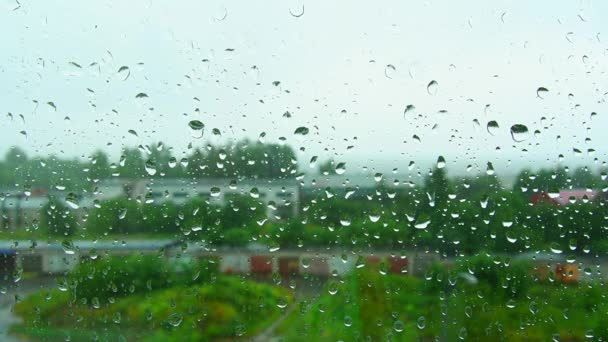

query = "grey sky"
[1,0,607,179]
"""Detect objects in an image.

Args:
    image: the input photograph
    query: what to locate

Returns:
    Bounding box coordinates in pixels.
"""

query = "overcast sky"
[1,0,607,180]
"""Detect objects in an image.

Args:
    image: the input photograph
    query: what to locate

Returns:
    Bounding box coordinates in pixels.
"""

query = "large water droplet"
[145,160,157,176]
[403,104,415,117]
[393,320,405,333]
[167,313,183,327]
[536,87,549,99]
[210,187,221,197]
[436,156,446,169]
[486,162,495,175]
[188,120,205,139]
[335,162,346,175]
[62,239,75,255]
[510,124,529,142]
[487,121,499,135]
[289,4,304,17]
[414,217,431,229]
[65,193,80,209]
[294,126,309,135]
[417,316,426,330]
[384,64,396,79]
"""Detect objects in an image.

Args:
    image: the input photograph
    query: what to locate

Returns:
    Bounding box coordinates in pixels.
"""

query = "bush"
[455,253,533,299]
[69,254,171,301]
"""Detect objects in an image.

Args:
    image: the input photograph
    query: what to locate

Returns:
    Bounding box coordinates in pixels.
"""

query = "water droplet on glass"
[486,162,495,175]
[427,80,439,95]
[117,66,130,80]
[294,126,309,135]
[188,120,205,139]
[289,4,304,17]
[393,320,405,333]
[384,64,396,79]
[118,207,127,220]
[344,316,353,327]
[65,193,79,209]
[210,187,221,197]
[549,243,563,254]
[510,124,529,142]
[328,281,339,295]
[145,160,157,176]
[536,87,549,99]
[403,104,415,117]
[167,313,183,327]
[436,156,446,169]
[62,239,75,255]
[487,121,499,135]
[335,162,346,175]
[414,217,431,229]
[417,316,426,330]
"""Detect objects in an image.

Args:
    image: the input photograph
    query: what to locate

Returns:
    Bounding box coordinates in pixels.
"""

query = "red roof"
[532,189,600,206]
[554,189,599,205]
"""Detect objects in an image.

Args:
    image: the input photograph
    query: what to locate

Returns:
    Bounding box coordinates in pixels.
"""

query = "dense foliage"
[278,255,608,341]
[14,257,291,341]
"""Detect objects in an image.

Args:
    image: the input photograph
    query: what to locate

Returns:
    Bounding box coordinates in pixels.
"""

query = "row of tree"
[0,140,298,191]
[38,164,608,256]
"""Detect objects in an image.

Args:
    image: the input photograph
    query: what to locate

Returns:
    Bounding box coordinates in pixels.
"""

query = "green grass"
[13,276,293,342]
[277,268,608,341]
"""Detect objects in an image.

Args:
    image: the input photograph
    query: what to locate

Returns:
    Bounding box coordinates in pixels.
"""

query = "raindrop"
[427,80,439,95]
[403,104,415,117]
[289,4,304,17]
[335,162,346,175]
[145,160,157,176]
[65,193,80,209]
[393,320,405,333]
[62,240,75,255]
[118,207,127,220]
[417,316,426,330]
[328,281,339,295]
[536,87,549,99]
[294,126,309,135]
[167,313,183,327]
[210,187,221,197]
[529,301,538,315]
[384,64,396,79]
[128,129,138,137]
[436,156,446,169]
[487,121,499,135]
[414,217,431,229]
[135,92,148,99]
[486,162,495,175]
[549,243,563,254]
[117,66,130,81]
[344,316,353,327]
[510,124,529,142]
[188,120,205,139]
